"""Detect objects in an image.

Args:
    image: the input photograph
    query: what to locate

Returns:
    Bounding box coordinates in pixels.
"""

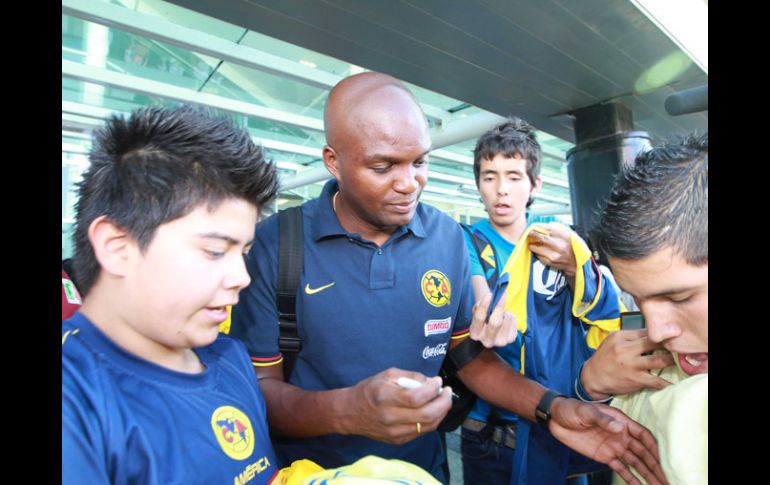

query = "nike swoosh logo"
[304,282,335,295]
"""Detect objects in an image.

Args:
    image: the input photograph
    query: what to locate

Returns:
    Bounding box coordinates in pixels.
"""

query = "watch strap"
[535,390,566,428]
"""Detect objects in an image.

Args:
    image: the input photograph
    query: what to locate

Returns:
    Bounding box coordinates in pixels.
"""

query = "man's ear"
[322,145,340,179]
[88,216,136,277]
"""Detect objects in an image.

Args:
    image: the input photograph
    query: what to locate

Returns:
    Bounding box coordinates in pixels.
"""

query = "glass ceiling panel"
[439,140,475,158]
[266,150,321,169]
[64,0,577,257]
[64,15,228,93]
[63,15,331,142]
[63,77,327,154]
[203,63,329,119]
[429,160,474,179]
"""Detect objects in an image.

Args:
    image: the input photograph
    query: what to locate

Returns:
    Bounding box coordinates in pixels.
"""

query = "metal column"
[566,102,651,240]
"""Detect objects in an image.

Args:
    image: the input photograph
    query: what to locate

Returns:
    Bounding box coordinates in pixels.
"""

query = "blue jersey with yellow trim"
[464,220,621,483]
[231,179,474,481]
[62,313,279,485]
[463,217,564,424]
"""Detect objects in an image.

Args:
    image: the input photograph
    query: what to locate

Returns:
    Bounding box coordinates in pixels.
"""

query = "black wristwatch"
[535,390,566,429]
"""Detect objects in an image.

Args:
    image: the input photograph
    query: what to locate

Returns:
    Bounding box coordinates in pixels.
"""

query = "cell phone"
[620,311,645,330]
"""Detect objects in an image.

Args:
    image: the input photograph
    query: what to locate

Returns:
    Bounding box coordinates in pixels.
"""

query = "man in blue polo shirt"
[231,71,668,485]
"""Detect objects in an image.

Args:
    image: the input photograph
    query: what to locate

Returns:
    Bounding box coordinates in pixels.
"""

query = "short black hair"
[473,117,541,207]
[592,132,707,265]
[73,105,278,296]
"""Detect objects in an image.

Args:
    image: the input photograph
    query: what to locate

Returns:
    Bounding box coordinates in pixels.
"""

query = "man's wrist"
[329,386,356,435]
[535,389,567,429]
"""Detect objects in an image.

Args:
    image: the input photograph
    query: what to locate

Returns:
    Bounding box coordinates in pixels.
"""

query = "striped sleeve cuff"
[451,328,471,340]
[250,354,283,368]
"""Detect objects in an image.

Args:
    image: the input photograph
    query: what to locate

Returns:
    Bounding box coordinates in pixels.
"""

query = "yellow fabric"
[499,223,620,343]
[611,353,708,485]
[298,455,441,484]
[218,305,233,334]
[586,300,628,349]
[273,459,325,485]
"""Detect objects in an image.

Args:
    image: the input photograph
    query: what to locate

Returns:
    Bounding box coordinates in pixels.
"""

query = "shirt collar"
[310,179,427,241]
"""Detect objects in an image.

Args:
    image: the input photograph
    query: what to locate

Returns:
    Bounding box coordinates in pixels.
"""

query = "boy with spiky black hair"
[62,105,281,484]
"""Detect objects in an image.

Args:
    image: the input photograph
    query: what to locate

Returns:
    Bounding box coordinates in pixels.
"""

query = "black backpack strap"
[460,223,498,289]
[277,206,304,380]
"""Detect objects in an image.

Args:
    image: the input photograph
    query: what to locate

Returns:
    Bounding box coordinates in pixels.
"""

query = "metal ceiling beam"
[532,193,571,205]
[64,59,568,187]
[62,63,568,207]
[61,0,449,122]
[430,111,506,148]
[62,60,324,131]
[541,176,569,189]
[64,101,324,159]
[63,93,568,206]
[529,205,572,217]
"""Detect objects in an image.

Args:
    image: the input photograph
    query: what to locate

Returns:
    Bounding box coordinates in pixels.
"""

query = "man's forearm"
[258,376,353,438]
[457,348,546,422]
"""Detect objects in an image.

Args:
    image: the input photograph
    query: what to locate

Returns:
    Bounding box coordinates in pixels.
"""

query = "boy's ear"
[531,175,543,195]
[88,216,136,276]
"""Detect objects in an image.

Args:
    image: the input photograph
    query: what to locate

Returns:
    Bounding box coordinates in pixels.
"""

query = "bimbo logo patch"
[422,342,448,359]
[424,317,451,337]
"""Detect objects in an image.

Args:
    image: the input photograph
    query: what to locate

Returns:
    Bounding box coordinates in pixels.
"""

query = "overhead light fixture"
[629,0,707,73]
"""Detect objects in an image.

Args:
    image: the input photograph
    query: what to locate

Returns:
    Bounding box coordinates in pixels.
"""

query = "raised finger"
[608,458,641,485]
[627,436,668,485]
[637,333,669,353]
[486,290,507,325]
[624,417,660,461]
[493,311,518,347]
[413,388,453,428]
[469,293,493,338]
[529,244,558,264]
[472,325,496,348]
[620,448,658,485]
[638,372,673,390]
[638,351,674,369]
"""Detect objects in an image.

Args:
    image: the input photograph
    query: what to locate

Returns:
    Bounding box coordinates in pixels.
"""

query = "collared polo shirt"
[231,179,473,480]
